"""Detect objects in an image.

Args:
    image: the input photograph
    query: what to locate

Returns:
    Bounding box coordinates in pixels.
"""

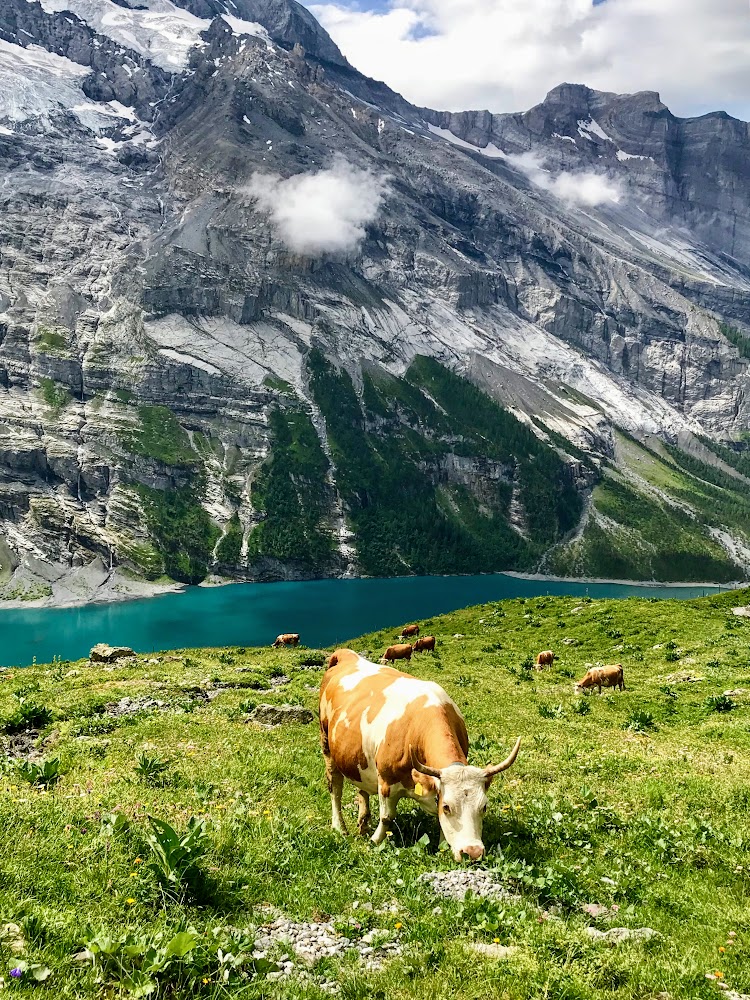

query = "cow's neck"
[423,728,468,770]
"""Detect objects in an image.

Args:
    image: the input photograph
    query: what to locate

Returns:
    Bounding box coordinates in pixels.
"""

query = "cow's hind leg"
[371,782,399,845]
[357,791,371,835]
[322,728,348,835]
[327,761,348,835]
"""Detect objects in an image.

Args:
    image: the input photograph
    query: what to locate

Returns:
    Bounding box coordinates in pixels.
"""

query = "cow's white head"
[411,738,521,862]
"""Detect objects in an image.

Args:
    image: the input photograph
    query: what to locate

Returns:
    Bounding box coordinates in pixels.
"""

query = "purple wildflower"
[9,967,23,979]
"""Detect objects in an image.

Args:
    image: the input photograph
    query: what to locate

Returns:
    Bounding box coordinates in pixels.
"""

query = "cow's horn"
[410,745,441,778]
[484,737,521,777]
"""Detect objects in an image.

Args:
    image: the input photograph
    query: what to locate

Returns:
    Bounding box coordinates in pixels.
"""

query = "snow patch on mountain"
[0,37,155,145]
[616,149,652,162]
[578,118,610,142]
[0,39,89,122]
[32,0,270,70]
[34,0,207,70]
[426,123,506,159]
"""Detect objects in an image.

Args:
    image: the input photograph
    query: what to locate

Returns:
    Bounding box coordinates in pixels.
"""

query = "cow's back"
[320,649,466,791]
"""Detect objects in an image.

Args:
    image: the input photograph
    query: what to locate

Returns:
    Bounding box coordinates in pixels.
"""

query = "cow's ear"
[484,774,495,790]
[411,770,438,793]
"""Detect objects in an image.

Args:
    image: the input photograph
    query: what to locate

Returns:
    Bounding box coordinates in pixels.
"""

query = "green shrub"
[38,378,71,414]
[16,758,61,787]
[705,694,736,713]
[145,816,209,898]
[624,709,655,732]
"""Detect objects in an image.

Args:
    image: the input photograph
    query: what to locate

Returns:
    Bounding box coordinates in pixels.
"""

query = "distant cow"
[401,624,420,639]
[273,633,300,648]
[320,648,521,860]
[383,643,413,663]
[535,650,555,669]
[576,664,625,694]
[414,636,436,653]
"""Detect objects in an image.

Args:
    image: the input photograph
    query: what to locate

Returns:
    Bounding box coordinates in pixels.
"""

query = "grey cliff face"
[0,0,749,598]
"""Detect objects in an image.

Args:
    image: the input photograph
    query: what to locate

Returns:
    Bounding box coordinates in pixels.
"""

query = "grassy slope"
[549,434,749,582]
[2,595,750,997]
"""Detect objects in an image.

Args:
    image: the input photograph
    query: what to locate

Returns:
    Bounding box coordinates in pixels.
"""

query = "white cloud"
[508,150,622,207]
[244,157,389,255]
[306,0,750,119]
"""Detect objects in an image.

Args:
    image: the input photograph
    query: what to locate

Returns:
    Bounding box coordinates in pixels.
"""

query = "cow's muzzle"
[456,843,485,862]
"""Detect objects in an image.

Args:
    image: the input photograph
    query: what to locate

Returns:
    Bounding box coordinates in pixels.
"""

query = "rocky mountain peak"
[171,0,350,66]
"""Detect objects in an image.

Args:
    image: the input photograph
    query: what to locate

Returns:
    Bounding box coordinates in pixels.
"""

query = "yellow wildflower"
[395,922,403,930]
[125,898,136,906]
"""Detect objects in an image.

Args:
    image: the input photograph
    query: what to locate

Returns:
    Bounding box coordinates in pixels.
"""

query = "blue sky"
[304,0,750,119]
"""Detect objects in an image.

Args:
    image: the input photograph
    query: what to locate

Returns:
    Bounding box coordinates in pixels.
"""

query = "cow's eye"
[482,804,488,813]
[442,804,451,815]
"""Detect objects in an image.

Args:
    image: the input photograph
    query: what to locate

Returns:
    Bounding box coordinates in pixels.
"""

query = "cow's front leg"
[371,782,399,845]
[357,791,371,835]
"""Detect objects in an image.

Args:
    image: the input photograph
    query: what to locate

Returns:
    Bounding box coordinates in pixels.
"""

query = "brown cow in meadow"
[535,650,555,669]
[383,643,413,664]
[401,624,420,639]
[319,648,521,860]
[273,633,300,648]
[576,664,625,694]
[414,636,436,653]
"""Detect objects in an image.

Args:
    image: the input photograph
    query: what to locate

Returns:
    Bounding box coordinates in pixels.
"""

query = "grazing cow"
[401,624,420,639]
[535,650,555,669]
[414,636,436,653]
[273,633,300,648]
[383,643,413,663]
[576,663,625,694]
[319,649,521,861]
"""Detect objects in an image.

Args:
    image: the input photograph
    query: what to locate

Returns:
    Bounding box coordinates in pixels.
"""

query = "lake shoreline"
[503,571,744,590]
[0,565,743,612]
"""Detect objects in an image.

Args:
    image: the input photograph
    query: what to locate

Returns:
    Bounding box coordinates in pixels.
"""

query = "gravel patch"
[104,690,208,717]
[1,730,43,762]
[418,869,520,902]
[252,917,402,980]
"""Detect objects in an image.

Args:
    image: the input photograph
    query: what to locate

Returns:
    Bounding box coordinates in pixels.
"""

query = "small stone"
[469,943,520,960]
[586,926,659,945]
[0,924,25,955]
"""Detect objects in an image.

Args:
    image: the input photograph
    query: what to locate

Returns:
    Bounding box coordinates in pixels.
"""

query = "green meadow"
[1,589,750,998]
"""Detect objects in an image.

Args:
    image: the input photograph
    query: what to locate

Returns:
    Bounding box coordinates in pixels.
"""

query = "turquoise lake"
[0,574,729,668]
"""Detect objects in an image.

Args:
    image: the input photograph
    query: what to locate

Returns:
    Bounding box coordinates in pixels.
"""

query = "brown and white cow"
[273,633,300,648]
[576,663,625,694]
[319,649,521,861]
[413,636,436,653]
[535,650,555,669]
[383,643,413,663]
[401,624,420,639]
